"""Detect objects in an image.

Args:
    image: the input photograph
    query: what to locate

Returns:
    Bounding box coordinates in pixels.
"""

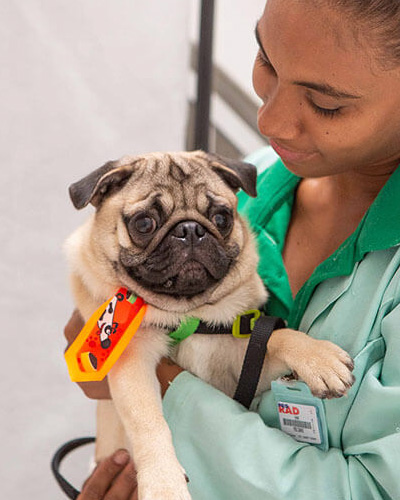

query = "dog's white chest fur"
[174,334,247,396]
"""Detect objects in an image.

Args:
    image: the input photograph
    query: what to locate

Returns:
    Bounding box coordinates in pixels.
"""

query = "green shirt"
[163,148,400,500]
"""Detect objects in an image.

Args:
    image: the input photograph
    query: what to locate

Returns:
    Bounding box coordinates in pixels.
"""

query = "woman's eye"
[134,215,157,234]
[256,51,276,73]
[312,103,342,118]
[307,96,343,118]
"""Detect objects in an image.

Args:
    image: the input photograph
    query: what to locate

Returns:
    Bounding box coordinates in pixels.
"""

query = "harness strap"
[194,310,263,336]
[233,315,285,409]
[169,309,265,343]
[193,321,233,334]
[171,312,286,408]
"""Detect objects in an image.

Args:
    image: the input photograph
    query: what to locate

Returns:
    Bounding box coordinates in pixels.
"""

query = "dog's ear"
[69,159,138,209]
[207,153,257,198]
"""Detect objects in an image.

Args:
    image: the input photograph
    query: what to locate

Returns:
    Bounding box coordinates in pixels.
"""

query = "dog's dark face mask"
[121,214,238,297]
[69,151,257,304]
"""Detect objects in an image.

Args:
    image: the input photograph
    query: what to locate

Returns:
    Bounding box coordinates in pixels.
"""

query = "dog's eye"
[133,214,157,234]
[212,213,228,229]
[210,208,233,235]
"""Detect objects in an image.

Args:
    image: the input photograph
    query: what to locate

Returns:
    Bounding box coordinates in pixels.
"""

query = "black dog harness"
[191,311,285,408]
[52,310,285,498]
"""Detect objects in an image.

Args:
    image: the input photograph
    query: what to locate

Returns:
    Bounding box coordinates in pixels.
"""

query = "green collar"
[237,154,400,329]
[169,317,200,345]
[168,310,266,345]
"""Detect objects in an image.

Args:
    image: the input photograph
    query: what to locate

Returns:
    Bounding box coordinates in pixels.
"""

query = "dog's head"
[69,151,257,311]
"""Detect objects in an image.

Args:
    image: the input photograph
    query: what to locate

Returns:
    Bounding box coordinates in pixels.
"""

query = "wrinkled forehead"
[120,152,237,216]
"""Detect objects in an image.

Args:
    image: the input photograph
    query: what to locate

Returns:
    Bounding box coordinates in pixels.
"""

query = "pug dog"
[65,150,354,500]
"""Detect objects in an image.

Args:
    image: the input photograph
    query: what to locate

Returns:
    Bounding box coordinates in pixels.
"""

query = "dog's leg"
[95,400,129,462]
[108,329,191,500]
[260,329,355,398]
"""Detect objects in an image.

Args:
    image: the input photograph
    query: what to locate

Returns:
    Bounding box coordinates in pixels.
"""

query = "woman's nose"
[257,89,302,141]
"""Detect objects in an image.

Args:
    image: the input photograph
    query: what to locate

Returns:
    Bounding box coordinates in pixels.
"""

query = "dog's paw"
[140,483,191,500]
[288,340,355,399]
[141,488,191,500]
[138,468,191,500]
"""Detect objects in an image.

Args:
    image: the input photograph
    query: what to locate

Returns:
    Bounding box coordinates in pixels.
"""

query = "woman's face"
[253,0,400,177]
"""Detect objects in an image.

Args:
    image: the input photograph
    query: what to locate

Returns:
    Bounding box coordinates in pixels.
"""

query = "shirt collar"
[238,154,400,328]
[251,157,400,254]
[357,164,400,253]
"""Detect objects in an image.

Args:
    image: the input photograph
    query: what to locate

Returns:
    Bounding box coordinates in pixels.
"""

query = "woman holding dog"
[66,0,400,498]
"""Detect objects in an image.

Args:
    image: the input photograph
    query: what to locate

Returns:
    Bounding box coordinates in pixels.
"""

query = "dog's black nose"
[171,221,206,244]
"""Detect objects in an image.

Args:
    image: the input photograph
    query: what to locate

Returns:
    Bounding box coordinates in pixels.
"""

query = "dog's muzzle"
[122,220,233,297]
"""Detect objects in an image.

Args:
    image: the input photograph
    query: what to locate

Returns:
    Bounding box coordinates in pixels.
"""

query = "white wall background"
[1,1,191,498]
[0,1,266,499]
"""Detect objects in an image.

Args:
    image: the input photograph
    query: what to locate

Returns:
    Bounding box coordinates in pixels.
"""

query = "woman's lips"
[269,139,318,163]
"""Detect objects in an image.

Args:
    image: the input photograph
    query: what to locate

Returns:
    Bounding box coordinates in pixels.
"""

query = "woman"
[66,0,400,498]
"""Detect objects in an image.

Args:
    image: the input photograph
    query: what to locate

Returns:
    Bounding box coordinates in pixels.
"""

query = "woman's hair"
[329,0,400,66]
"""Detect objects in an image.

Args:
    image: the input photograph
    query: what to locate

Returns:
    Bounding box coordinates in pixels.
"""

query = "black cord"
[51,437,95,499]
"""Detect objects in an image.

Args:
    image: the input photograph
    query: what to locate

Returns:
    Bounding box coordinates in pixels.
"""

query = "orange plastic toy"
[65,288,147,382]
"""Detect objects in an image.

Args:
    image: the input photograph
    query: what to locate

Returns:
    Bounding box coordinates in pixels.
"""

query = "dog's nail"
[344,378,354,389]
[185,474,190,483]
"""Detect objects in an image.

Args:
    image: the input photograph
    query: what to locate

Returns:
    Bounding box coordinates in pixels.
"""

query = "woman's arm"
[161,300,400,500]
[163,368,398,500]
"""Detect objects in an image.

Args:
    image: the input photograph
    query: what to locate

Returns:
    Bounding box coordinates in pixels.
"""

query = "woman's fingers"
[78,449,136,500]
[106,460,137,499]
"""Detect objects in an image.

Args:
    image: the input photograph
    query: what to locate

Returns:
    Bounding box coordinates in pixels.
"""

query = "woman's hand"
[64,309,111,399]
[156,357,184,397]
[78,449,138,500]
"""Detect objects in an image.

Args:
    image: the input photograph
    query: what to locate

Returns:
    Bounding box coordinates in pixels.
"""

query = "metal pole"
[194,0,215,152]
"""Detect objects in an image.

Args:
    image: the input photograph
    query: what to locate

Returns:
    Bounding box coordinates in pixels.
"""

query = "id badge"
[271,379,329,451]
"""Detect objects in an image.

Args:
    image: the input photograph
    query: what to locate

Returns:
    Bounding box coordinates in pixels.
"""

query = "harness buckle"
[232,309,262,338]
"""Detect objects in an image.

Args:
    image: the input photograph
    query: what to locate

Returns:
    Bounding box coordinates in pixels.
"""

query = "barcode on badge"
[282,418,312,429]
